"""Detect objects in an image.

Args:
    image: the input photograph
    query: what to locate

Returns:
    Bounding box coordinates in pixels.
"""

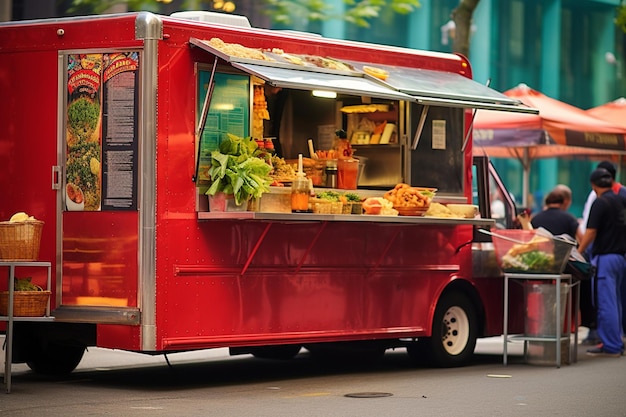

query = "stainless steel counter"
[197,211,496,227]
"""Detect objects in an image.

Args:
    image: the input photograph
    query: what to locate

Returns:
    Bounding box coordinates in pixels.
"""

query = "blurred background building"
[3,0,625,216]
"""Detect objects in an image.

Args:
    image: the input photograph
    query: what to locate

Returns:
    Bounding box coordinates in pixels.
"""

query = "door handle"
[52,166,61,190]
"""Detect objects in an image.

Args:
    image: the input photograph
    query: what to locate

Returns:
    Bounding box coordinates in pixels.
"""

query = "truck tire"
[26,342,85,375]
[407,292,477,367]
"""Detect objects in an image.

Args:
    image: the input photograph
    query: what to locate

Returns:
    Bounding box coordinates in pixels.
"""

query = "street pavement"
[1,327,626,417]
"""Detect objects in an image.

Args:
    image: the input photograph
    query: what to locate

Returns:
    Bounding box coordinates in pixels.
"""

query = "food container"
[311,199,343,214]
[0,290,51,317]
[394,206,428,216]
[291,176,311,213]
[258,186,291,213]
[490,229,575,274]
[446,204,478,218]
[341,201,363,215]
[0,220,44,261]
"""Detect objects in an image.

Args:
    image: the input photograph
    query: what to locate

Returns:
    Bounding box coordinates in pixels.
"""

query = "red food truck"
[0,11,535,378]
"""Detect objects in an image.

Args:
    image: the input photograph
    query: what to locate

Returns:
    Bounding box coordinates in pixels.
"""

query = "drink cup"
[337,159,359,190]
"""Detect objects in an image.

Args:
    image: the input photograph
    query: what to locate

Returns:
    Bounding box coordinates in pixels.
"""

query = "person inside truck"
[264,84,287,157]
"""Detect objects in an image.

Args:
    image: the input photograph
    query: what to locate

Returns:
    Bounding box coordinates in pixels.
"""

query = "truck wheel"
[407,292,477,367]
[250,345,302,360]
[26,342,85,375]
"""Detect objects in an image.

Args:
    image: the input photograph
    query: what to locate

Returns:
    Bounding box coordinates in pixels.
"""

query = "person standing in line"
[578,168,626,357]
[580,161,626,341]
[580,161,626,234]
[528,187,582,242]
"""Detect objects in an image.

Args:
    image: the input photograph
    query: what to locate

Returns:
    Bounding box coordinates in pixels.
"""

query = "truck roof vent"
[170,11,251,28]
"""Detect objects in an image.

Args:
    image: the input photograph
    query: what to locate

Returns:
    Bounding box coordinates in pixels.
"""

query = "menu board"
[65,52,139,211]
[196,71,250,183]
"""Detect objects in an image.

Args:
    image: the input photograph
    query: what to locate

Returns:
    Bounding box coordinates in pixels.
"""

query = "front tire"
[407,292,477,367]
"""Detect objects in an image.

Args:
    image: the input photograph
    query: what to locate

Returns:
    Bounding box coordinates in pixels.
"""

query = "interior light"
[312,90,337,99]
[213,103,235,110]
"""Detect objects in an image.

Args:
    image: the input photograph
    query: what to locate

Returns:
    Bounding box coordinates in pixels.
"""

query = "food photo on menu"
[65,53,103,211]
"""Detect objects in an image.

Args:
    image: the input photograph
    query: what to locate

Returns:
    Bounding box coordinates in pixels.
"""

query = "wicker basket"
[0,290,51,317]
[0,220,44,261]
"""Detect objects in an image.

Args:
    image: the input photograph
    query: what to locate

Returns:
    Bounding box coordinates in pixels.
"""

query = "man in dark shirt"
[530,189,581,241]
[578,168,626,357]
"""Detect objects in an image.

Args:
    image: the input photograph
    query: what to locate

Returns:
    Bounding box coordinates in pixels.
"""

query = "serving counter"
[198,211,495,227]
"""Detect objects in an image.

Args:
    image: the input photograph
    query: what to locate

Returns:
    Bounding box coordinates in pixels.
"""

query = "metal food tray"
[190,37,363,77]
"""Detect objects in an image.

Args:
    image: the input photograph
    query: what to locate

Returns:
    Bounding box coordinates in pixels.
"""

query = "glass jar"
[291,175,311,213]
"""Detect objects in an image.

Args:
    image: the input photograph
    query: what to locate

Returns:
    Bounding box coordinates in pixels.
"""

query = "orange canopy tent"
[586,97,626,129]
[472,84,626,206]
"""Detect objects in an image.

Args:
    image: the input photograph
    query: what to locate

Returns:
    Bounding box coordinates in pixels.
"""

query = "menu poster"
[66,53,104,211]
[64,52,139,211]
[101,52,139,210]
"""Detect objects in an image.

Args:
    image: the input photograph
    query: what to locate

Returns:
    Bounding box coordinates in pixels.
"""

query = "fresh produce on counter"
[500,235,555,272]
[269,155,296,183]
[501,250,554,272]
[12,276,44,291]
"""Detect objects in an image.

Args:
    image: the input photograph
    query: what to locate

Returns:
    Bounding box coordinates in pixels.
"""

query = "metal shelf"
[503,273,578,368]
[1,261,53,393]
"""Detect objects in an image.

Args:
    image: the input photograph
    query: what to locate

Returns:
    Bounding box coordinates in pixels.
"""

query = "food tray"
[394,206,428,216]
[0,220,44,261]
[342,202,363,215]
[311,199,343,214]
[489,229,575,274]
[0,290,51,317]
[189,38,362,77]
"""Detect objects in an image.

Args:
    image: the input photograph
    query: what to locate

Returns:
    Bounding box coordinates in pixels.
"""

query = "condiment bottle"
[325,159,338,188]
[291,154,311,213]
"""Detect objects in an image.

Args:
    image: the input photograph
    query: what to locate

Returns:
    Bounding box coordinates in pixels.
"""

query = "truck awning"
[344,61,537,114]
[231,62,414,101]
[189,37,536,114]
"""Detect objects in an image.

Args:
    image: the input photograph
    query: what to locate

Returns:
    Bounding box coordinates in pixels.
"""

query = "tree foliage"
[69,0,421,28]
[617,3,626,33]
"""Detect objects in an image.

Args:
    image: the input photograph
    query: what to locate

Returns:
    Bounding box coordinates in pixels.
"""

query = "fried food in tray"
[383,183,436,208]
[207,38,275,61]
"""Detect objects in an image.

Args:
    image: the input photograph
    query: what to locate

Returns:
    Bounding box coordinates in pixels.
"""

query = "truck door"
[473,155,518,230]
[56,51,141,325]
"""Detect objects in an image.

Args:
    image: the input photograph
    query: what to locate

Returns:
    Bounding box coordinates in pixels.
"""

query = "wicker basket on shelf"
[0,290,51,317]
[0,220,44,261]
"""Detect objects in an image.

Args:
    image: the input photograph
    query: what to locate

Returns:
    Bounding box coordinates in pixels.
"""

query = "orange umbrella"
[472,84,626,206]
[586,97,626,129]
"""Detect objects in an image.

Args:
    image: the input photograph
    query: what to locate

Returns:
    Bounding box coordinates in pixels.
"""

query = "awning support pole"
[412,105,429,150]
[193,56,218,182]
